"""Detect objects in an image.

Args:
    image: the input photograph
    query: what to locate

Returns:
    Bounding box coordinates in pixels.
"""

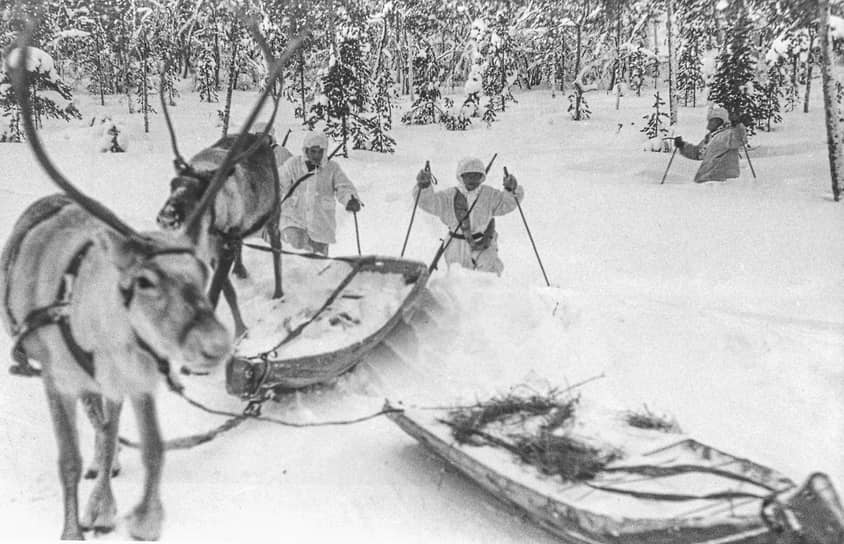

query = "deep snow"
[0,82,842,543]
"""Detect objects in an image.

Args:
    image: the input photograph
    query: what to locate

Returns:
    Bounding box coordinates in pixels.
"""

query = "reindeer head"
[156,171,212,231]
[102,231,230,372]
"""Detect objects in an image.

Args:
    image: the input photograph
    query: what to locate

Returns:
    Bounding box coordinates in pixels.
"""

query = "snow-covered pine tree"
[707,0,760,135]
[677,28,704,107]
[401,46,442,125]
[368,18,395,153]
[196,42,217,102]
[758,59,785,131]
[641,91,669,150]
[315,35,370,156]
[0,45,81,142]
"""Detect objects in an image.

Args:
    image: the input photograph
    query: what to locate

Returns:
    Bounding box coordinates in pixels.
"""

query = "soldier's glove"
[345,196,362,213]
[503,173,518,192]
[416,169,432,188]
[674,136,685,149]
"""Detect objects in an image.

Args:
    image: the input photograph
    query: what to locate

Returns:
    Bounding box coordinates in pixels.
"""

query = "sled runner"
[226,254,428,399]
[387,401,844,544]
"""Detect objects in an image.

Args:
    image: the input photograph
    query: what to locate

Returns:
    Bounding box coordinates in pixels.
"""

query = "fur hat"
[456,157,486,183]
[707,106,729,124]
[303,132,328,150]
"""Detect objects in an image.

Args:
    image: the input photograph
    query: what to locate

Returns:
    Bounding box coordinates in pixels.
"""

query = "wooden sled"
[387,405,844,544]
[226,255,428,399]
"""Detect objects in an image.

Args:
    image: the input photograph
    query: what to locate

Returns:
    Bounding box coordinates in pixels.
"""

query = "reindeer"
[1,21,304,540]
[155,131,283,338]
[156,35,293,338]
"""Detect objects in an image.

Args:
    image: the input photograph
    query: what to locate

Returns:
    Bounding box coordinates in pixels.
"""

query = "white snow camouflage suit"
[414,159,524,275]
[277,135,359,246]
[680,122,747,183]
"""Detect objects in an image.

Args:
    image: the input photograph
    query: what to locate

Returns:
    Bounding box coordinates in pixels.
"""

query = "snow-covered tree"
[401,45,443,125]
[708,0,760,134]
[641,91,669,147]
[313,35,370,156]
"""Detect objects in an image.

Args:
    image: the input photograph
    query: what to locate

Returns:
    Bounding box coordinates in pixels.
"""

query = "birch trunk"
[666,0,677,124]
[818,0,842,201]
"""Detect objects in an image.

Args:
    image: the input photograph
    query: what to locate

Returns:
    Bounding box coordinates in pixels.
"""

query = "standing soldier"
[414,156,524,275]
[673,106,749,183]
[277,132,361,255]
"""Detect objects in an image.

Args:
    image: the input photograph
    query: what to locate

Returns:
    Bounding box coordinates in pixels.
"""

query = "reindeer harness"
[9,238,194,385]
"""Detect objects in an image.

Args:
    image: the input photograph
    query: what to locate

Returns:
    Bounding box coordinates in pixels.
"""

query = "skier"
[276,132,361,256]
[414,156,524,275]
[673,106,749,183]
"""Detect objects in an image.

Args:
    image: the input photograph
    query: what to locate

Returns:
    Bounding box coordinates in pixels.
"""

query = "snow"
[235,255,414,359]
[3,46,61,83]
[0,83,841,543]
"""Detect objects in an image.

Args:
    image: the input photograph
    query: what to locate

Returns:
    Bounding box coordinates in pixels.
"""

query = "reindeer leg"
[81,397,122,533]
[82,395,121,479]
[207,244,235,309]
[126,393,164,541]
[222,278,247,338]
[268,221,283,299]
[43,378,84,540]
[232,242,248,279]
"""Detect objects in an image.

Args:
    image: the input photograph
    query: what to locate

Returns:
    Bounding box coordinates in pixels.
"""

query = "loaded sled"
[387,399,844,544]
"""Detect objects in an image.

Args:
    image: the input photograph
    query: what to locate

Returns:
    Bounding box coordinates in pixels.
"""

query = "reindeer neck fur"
[189,140,278,236]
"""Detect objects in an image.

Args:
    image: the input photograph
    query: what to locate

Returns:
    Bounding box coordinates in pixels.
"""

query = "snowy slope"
[0,86,841,542]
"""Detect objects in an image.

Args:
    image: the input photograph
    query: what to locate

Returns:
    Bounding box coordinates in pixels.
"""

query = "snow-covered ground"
[0,84,842,542]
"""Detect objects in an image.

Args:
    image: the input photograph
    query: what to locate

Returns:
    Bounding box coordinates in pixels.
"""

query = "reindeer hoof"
[126,501,164,541]
[60,527,85,540]
[81,487,117,533]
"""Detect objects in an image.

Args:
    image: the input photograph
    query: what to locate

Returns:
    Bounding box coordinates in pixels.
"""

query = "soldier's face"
[305,146,325,165]
[461,172,484,190]
[707,118,723,132]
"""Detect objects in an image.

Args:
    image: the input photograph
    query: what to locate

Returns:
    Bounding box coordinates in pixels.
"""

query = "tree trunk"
[94,32,105,106]
[142,44,149,134]
[222,35,239,138]
[299,53,307,124]
[803,29,816,114]
[818,0,842,201]
[653,17,661,91]
[666,0,677,125]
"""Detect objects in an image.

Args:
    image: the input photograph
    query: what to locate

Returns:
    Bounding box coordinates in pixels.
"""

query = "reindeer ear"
[95,228,141,271]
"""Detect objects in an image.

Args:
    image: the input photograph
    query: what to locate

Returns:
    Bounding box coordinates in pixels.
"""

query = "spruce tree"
[401,46,442,125]
[314,36,370,156]
[677,29,704,107]
[641,91,669,143]
[708,0,759,134]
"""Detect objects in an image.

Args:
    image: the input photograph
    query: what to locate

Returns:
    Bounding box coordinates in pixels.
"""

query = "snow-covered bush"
[91,115,129,153]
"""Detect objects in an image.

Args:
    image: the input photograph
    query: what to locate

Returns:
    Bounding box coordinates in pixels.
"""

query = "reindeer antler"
[182,24,308,242]
[9,20,142,241]
[159,59,190,173]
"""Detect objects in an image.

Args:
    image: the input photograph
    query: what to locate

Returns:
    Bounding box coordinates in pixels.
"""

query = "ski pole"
[742,143,757,180]
[401,160,429,257]
[429,153,497,273]
[353,211,361,255]
[505,167,550,287]
[660,147,678,185]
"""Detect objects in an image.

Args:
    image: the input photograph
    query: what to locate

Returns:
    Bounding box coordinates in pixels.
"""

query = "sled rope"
[119,386,404,451]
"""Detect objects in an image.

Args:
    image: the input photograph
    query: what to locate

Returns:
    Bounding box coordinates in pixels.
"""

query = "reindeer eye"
[135,275,157,290]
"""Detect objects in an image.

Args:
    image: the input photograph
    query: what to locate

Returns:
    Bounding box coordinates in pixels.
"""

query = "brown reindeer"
[156,131,284,337]
[156,31,294,338]
[1,22,305,540]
